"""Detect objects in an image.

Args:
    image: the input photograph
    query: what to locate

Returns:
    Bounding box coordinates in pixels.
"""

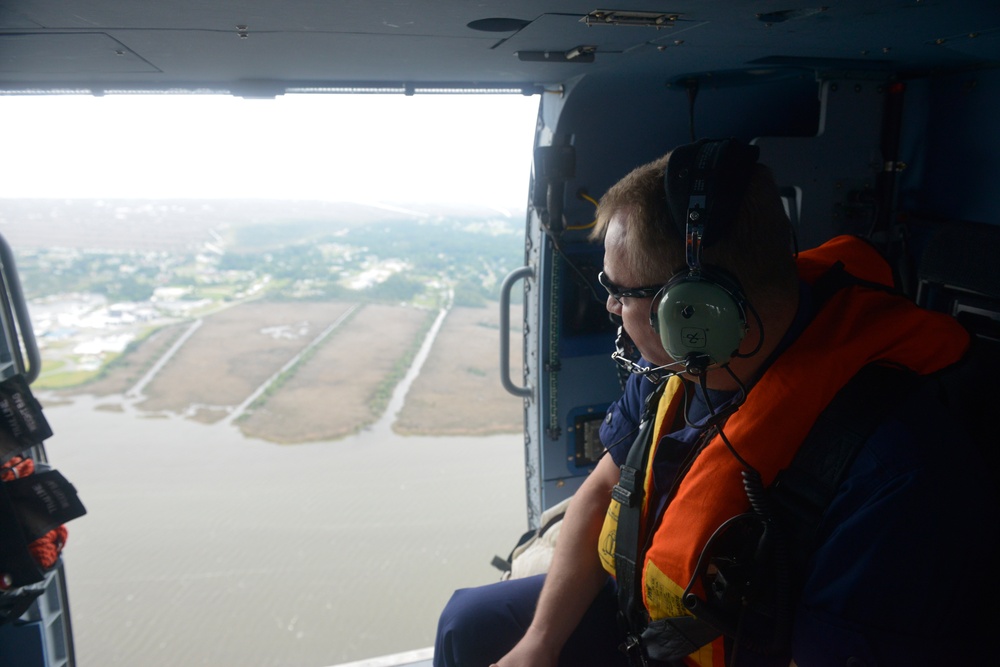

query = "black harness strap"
[612,364,919,664]
[613,384,666,665]
[718,363,920,661]
[769,363,918,575]
[610,258,968,663]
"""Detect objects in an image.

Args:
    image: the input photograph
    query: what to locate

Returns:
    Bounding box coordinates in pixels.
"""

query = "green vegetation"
[237,304,365,421]
[17,215,524,307]
[19,250,165,302]
[35,368,101,389]
[11,203,525,391]
[367,308,437,418]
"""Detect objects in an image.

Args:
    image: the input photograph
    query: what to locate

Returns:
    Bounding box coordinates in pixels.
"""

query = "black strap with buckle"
[613,384,664,662]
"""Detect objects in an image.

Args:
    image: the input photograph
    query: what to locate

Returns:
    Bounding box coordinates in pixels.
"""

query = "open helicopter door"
[0,231,80,667]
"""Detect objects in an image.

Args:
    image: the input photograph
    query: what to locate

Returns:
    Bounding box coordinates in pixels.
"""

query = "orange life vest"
[598,235,970,667]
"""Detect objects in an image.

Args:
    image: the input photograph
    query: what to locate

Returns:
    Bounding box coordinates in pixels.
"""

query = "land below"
[2,198,527,441]
[58,297,524,441]
[3,199,532,667]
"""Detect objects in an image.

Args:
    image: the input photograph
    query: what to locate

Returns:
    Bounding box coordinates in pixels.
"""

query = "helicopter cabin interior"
[1,2,1000,666]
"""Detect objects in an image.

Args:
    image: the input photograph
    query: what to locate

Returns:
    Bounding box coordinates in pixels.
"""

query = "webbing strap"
[769,363,917,561]
[612,363,918,662]
[614,384,665,639]
[614,418,654,635]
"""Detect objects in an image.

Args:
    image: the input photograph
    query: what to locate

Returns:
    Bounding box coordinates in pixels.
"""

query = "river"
[43,397,526,667]
[38,301,529,667]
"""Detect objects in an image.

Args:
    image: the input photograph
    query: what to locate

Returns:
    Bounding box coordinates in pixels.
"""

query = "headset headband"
[653,138,761,374]
[664,138,760,270]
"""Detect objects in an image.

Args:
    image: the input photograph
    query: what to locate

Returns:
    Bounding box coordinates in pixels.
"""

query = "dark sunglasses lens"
[598,272,621,301]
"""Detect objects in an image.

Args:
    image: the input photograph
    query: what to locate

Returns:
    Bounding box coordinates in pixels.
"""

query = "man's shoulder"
[828,373,995,531]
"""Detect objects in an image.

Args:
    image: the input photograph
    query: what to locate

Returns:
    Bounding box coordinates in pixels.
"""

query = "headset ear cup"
[656,270,748,368]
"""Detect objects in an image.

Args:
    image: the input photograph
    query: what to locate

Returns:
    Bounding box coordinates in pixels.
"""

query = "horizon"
[0,196,526,221]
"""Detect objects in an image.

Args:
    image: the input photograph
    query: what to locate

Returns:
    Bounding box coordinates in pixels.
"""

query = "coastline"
[43,395,528,666]
[31,296,530,664]
[47,299,524,443]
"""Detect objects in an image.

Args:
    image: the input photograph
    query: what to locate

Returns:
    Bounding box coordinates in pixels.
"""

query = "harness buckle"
[619,633,649,667]
[612,465,642,507]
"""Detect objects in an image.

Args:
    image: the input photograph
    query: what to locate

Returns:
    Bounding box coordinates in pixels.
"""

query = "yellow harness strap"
[598,375,685,576]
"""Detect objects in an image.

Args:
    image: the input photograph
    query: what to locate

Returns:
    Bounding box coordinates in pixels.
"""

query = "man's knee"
[434,577,544,667]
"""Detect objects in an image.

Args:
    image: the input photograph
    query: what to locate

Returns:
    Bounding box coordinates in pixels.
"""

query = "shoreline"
[42,299,524,444]
[43,395,529,666]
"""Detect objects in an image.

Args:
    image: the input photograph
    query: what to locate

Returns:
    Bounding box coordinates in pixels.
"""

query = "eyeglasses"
[598,271,663,303]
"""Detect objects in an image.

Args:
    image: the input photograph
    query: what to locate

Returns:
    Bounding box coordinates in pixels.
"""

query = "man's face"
[602,214,673,367]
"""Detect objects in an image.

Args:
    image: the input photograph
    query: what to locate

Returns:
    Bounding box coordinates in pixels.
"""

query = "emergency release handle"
[499,266,533,398]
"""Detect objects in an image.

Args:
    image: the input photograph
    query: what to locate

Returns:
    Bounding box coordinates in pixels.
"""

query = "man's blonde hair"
[590,150,797,307]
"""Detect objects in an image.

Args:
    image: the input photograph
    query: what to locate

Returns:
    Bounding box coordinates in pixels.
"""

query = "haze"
[0,93,540,210]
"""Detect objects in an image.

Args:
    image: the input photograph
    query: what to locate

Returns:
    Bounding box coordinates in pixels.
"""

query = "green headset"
[652,138,761,375]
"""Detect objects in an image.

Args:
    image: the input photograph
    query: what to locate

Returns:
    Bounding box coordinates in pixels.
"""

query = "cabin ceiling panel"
[103,31,513,84]
[2,0,541,34]
[0,33,160,75]
[0,1,998,93]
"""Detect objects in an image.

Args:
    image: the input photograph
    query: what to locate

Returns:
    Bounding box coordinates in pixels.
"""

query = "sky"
[0,93,539,210]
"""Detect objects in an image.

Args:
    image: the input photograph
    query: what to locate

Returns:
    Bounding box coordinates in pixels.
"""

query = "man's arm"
[493,453,620,667]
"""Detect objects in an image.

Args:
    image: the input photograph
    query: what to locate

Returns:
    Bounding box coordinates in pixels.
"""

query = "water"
[41,392,527,666]
[29,290,530,666]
